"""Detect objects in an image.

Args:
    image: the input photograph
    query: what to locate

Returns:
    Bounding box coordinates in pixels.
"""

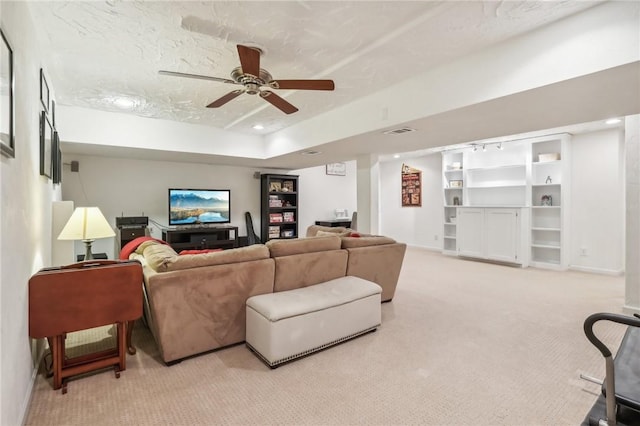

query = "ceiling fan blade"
[237,45,261,77]
[206,90,244,108]
[158,70,237,85]
[260,90,299,114]
[269,79,335,91]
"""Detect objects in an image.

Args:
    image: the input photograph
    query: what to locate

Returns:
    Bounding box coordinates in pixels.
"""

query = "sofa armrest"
[345,243,407,302]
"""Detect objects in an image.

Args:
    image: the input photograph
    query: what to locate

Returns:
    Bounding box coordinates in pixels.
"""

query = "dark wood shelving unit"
[260,174,299,242]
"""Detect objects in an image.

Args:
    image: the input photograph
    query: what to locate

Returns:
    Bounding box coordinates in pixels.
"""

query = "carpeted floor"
[25,248,627,425]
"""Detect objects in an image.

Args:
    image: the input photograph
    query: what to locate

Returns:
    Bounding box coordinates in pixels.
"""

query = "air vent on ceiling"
[301,150,321,156]
[383,127,416,135]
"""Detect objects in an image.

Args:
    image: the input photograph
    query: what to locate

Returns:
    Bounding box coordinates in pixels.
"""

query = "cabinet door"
[457,208,484,258]
[485,208,519,263]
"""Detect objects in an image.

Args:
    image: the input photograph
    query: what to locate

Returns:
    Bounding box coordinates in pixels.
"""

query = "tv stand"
[162,226,239,251]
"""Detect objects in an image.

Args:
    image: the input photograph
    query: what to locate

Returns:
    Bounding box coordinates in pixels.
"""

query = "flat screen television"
[168,188,231,226]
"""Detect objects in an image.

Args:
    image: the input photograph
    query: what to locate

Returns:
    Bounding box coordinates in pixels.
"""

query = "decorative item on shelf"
[451,162,462,170]
[541,195,552,206]
[269,181,282,192]
[449,180,463,188]
[281,229,294,238]
[282,180,294,192]
[538,153,560,162]
[283,200,293,207]
[453,196,461,206]
[269,213,283,223]
[268,196,282,207]
[449,216,457,224]
[283,212,295,222]
[545,175,552,184]
[57,207,115,261]
[268,226,280,238]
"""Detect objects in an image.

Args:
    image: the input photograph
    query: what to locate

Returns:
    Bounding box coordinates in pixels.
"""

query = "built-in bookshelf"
[441,134,571,269]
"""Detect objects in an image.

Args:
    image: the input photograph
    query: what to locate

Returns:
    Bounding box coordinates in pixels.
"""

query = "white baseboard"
[20,345,47,425]
[406,244,441,252]
[623,305,640,315]
[568,265,624,276]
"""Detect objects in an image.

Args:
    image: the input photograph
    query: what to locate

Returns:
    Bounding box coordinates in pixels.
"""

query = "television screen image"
[168,189,230,226]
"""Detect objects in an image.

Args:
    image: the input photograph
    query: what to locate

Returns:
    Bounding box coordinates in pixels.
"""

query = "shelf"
[444,222,457,226]
[533,160,562,166]
[531,243,560,249]
[467,184,526,189]
[532,227,561,232]
[444,169,463,174]
[444,187,463,190]
[465,164,526,172]
[531,206,561,209]
[532,183,561,188]
[443,236,456,240]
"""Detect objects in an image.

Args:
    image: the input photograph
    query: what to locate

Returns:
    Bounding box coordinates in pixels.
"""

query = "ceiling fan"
[159,45,335,114]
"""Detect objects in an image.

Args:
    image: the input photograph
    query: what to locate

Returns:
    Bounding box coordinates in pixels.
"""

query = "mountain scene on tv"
[170,190,229,224]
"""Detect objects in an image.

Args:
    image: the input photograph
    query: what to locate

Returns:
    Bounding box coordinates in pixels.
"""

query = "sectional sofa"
[129,229,406,364]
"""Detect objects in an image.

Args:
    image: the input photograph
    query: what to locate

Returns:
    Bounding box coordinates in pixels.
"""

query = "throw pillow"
[316,230,351,237]
[119,236,169,260]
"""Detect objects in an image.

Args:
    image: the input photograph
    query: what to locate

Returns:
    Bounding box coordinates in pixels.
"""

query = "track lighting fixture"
[497,143,503,150]
[482,144,486,152]
[473,145,478,152]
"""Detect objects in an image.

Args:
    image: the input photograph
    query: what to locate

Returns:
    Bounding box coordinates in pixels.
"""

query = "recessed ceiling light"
[113,97,136,109]
[393,154,400,159]
[253,124,264,130]
[606,118,622,125]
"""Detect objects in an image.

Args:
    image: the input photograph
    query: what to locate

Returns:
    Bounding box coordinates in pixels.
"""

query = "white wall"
[0,3,62,425]
[60,156,358,257]
[293,161,357,234]
[61,155,265,257]
[379,155,443,249]
[376,128,626,272]
[570,128,625,274]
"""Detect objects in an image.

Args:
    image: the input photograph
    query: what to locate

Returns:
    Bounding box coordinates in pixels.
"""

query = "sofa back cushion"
[164,245,271,272]
[340,235,396,248]
[266,236,341,257]
[305,225,350,237]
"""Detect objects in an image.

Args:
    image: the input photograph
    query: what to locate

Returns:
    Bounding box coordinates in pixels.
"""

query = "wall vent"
[383,127,416,135]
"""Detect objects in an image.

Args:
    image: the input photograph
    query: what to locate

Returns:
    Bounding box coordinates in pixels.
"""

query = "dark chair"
[245,212,261,245]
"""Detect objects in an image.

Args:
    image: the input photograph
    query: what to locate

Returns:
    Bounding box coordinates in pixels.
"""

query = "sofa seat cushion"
[340,235,396,248]
[266,235,341,257]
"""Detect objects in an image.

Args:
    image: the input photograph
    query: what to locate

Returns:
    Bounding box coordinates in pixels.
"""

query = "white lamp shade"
[58,207,115,241]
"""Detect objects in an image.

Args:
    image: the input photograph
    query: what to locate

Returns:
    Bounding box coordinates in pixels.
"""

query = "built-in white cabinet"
[457,207,526,265]
[441,134,570,269]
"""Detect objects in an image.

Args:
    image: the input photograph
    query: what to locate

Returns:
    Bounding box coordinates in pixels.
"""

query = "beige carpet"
[25,248,627,425]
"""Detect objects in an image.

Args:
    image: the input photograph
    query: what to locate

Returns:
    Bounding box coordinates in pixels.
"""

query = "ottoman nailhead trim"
[246,324,379,368]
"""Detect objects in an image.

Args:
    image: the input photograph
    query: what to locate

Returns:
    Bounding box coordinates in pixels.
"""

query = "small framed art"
[40,68,50,113]
[0,29,15,158]
[326,162,346,176]
[40,111,53,178]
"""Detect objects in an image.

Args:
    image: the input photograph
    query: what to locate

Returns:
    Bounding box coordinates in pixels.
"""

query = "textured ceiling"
[31,1,603,136]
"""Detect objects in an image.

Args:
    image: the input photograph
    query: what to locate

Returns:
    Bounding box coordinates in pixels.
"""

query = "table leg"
[117,322,127,372]
[126,320,136,355]
[51,335,63,390]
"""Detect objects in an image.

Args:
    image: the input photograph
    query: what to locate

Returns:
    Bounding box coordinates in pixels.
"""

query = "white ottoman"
[245,276,382,367]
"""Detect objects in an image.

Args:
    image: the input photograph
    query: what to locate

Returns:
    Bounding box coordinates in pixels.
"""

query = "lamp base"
[82,240,95,261]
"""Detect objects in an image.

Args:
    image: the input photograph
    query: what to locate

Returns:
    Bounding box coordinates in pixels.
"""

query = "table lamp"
[58,207,115,260]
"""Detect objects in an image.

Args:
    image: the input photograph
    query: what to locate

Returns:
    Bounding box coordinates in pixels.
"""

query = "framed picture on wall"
[326,162,346,176]
[40,68,50,113]
[53,131,62,184]
[40,111,53,179]
[0,29,15,158]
